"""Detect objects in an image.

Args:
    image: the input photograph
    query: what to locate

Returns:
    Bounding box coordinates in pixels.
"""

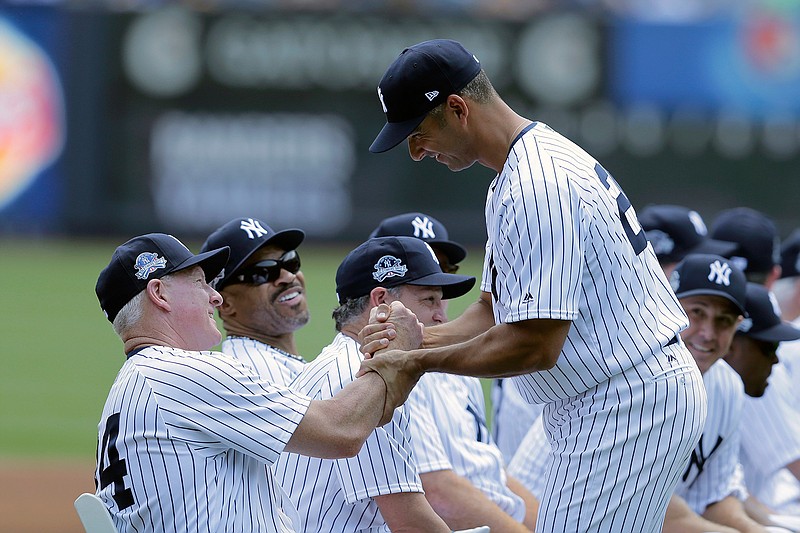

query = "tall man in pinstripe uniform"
[93,233,420,533]
[363,39,707,532]
[201,217,308,386]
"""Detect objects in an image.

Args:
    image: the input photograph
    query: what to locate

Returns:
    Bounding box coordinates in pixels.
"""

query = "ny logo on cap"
[708,260,732,286]
[373,255,408,282]
[241,218,269,239]
[134,252,167,280]
[378,87,388,113]
[412,216,436,239]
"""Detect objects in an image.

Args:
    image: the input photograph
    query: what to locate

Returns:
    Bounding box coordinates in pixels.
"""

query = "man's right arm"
[420,469,531,531]
[373,491,451,533]
[663,494,739,533]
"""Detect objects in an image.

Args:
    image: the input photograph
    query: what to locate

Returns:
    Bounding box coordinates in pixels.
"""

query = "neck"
[475,100,532,173]
[225,327,299,355]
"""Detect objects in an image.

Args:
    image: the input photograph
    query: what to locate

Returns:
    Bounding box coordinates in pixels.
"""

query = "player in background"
[201,217,308,385]
[712,212,800,526]
[638,204,738,279]
[369,211,467,275]
[93,233,419,533]
[724,282,800,531]
[369,213,538,529]
[711,207,783,288]
[363,38,706,532]
[774,230,800,384]
[275,236,476,532]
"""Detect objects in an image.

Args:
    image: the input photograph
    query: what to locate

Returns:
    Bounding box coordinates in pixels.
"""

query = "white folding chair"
[74,493,118,533]
[453,527,490,533]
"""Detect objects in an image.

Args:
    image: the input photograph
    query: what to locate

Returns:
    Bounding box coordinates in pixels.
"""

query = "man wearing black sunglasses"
[201,217,309,386]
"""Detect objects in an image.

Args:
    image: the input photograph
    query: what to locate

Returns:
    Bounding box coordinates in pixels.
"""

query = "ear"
[145,278,171,313]
[446,94,469,122]
[370,286,392,307]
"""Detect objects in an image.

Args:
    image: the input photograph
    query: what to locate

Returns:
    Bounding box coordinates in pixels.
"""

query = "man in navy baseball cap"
[710,207,782,287]
[370,212,467,274]
[201,216,310,379]
[95,233,229,324]
[201,217,304,290]
[370,39,481,153]
[336,236,475,305]
[639,204,737,278]
[670,253,747,374]
[725,282,800,397]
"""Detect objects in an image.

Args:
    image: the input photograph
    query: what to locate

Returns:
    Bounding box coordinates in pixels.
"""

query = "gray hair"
[112,272,179,338]
[332,286,403,332]
[112,290,145,338]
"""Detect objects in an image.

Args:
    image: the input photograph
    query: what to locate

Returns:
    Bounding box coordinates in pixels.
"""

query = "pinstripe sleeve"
[740,366,800,476]
[135,348,310,466]
[485,138,585,324]
[507,415,549,499]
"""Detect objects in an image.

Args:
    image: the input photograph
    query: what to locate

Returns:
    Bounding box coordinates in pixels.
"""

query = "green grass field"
[0,237,490,459]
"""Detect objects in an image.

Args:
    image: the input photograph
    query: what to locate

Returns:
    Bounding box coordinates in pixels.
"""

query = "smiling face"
[219,244,309,336]
[724,335,780,397]
[163,265,223,351]
[679,294,744,374]
[407,107,477,172]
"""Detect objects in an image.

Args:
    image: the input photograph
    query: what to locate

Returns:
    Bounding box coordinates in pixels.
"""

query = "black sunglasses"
[230,250,301,286]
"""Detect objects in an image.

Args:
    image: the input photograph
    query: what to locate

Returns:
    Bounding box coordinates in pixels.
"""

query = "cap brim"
[223,229,305,287]
[429,240,467,264]
[692,238,739,258]
[174,246,231,282]
[369,115,427,153]
[408,272,476,299]
[675,288,747,317]
[747,322,800,343]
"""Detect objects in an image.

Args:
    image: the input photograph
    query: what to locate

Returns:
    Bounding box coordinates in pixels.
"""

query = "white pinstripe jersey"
[675,361,747,514]
[274,333,422,533]
[221,336,305,387]
[739,363,800,499]
[481,122,689,403]
[490,378,545,464]
[406,372,526,521]
[95,345,311,533]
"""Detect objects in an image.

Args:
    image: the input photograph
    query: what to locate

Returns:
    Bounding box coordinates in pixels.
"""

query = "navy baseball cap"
[780,229,800,279]
[369,212,467,265]
[670,253,748,316]
[335,236,475,305]
[369,39,482,153]
[710,207,781,275]
[638,204,737,264]
[737,283,800,342]
[200,217,304,290]
[96,233,230,323]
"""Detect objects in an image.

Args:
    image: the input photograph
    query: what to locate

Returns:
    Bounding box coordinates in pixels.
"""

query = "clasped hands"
[356,301,425,425]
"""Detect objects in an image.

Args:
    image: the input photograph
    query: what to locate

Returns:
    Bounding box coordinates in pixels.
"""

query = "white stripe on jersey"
[491,378,545,464]
[674,361,747,515]
[221,336,305,387]
[274,333,422,533]
[481,122,689,403]
[407,372,525,521]
[95,345,311,533]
